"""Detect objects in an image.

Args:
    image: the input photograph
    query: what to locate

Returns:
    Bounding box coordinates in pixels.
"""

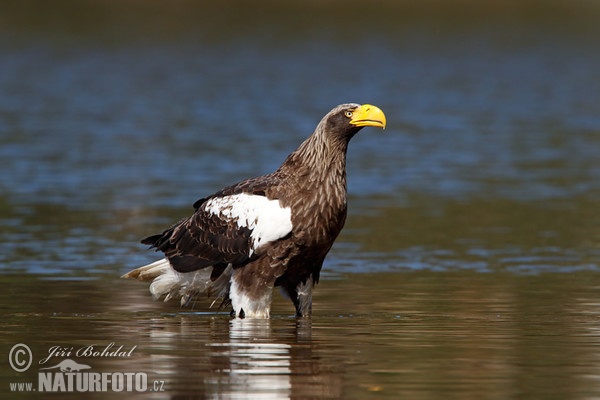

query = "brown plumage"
[122,103,386,318]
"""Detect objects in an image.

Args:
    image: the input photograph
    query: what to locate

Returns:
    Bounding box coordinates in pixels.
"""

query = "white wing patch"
[203,193,293,255]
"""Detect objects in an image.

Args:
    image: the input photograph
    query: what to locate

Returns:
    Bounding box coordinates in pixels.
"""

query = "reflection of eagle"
[122,103,386,318]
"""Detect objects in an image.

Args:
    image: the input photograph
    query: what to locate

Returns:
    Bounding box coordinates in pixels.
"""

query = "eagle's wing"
[142,181,292,273]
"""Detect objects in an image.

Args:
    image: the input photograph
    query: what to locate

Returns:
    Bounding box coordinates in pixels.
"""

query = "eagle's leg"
[286,276,314,318]
[229,266,275,319]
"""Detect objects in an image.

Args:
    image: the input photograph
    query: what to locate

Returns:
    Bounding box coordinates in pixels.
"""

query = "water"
[3,272,600,399]
[1,1,600,398]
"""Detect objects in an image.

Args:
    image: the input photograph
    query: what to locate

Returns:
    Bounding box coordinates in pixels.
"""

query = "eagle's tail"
[121,259,232,308]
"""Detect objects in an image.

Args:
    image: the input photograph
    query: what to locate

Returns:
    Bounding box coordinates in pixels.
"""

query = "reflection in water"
[206,320,292,399]
[137,315,341,399]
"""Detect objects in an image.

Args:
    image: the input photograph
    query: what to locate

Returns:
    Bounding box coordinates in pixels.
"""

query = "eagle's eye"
[344,111,353,118]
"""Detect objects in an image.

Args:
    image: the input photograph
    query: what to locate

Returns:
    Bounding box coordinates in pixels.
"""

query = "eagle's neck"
[278,127,350,244]
[285,128,349,194]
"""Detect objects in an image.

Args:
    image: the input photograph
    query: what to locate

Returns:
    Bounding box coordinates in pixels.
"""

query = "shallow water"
[3,272,600,399]
[1,1,600,398]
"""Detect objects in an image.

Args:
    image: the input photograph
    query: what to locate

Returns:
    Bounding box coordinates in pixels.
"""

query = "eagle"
[122,103,386,318]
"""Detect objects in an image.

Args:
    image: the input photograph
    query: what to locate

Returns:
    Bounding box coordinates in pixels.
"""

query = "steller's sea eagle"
[122,103,386,318]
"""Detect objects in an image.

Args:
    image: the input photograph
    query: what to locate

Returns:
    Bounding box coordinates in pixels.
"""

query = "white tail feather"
[122,258,232,307]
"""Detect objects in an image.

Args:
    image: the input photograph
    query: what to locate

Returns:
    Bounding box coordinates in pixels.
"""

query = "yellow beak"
[349,104,386,129]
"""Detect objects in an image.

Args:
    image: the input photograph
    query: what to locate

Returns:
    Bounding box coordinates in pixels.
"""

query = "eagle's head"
[320,103,386,142]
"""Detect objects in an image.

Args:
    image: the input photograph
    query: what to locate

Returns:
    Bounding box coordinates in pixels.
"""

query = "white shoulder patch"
[203,193,293,255]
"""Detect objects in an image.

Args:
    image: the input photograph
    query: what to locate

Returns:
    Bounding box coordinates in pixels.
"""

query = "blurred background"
[1,1,600,398]
[1,0,598,277]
